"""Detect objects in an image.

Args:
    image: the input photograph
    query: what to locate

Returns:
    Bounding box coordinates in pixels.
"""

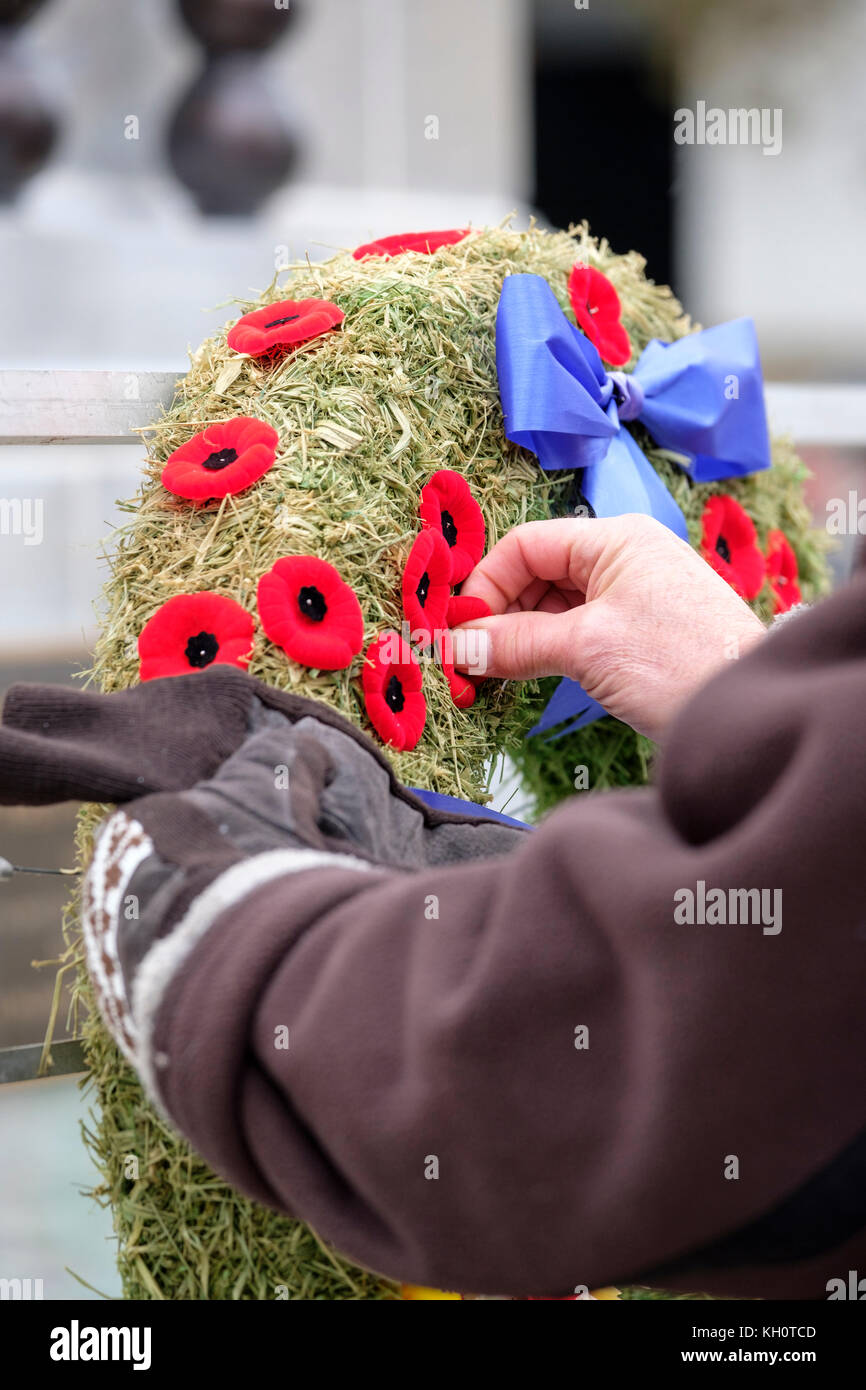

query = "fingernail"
[450,626,490,676]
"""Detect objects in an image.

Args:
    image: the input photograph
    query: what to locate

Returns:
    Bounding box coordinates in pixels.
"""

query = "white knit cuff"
[82,812,371,1111]
[767,602,810,633]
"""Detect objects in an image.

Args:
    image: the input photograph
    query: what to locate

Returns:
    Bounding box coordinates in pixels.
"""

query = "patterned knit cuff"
[767,602,810,634]
[81,808,371,1114]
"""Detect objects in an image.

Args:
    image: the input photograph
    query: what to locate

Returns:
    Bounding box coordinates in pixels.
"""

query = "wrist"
[658,612,767,739]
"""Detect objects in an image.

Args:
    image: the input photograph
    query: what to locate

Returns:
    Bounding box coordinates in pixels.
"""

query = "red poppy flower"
[352,228,470,260]
[443,654,479,709]
[161,417,279,502]
[257,556,364,670]
[402,528,452,646]
[138,592,254,681]
[446,594,491,627]
[701,495,766,600]
[227,297,345,357]
[567,265,632,367]
[362,632,426,751]
[438,594,492,708]
[419,470,485,585]
[766,529,802,614]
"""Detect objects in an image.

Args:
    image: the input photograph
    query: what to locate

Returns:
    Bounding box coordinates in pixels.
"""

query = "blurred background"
[0,0,864,1297]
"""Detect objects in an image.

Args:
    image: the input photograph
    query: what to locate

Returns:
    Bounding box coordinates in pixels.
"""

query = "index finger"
[460,517,613,615]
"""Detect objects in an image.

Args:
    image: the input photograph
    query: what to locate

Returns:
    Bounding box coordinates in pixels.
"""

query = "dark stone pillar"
[167,0,301,216]
[0,0,59,204]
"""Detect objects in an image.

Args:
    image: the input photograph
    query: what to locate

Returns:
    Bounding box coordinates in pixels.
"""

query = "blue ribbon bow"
[495,273,771,739]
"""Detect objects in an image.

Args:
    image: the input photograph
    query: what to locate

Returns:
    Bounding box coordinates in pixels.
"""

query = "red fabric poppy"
[567,265,632,367]
[227,297,345,357]
[352,228,470,260]
[402,528,452,646]
[419,470,485,585]
[439,594,492,708]
[446,594,491,627]
[161,417,279,502]
[701,495,766,600]
[362,632,426,751]
[138,592,254,682]
[423,628,476,710]
[444,658,479,709]
[766,529,802,614]
[257,556,364,670]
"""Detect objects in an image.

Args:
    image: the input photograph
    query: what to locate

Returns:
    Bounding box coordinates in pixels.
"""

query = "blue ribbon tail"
[582,431,688,540]
[528,676,608,740]
[535,434,686,735]
[409,787,531,830]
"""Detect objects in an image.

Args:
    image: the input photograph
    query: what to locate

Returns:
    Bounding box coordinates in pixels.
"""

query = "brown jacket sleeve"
[147,574,866,1299]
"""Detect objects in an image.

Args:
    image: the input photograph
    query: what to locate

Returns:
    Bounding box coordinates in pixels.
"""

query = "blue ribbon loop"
[495,274,771,739]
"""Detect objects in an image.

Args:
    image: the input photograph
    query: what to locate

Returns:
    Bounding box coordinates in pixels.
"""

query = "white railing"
[2,370,865,446]
[0,372,863,654]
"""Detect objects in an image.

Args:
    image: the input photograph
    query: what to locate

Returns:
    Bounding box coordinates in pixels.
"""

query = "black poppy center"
[385,674,405,713]
[201,447,238,472]
[415,570,431,608]
[440,509,458,547]
[185,631,219,668]
[298,585,328,622]
[715,535,732,564]
[264,313,301,330]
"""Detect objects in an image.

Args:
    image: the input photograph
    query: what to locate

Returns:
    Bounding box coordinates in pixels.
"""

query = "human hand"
[450,514,766,740]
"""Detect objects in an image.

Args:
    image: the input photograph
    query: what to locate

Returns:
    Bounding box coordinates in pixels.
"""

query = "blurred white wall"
[676,0,866,379]
[0,0,534,655]
[1,0,532,368]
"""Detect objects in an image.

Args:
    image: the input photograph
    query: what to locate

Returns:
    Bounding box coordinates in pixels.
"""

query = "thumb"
[450,608,585,682]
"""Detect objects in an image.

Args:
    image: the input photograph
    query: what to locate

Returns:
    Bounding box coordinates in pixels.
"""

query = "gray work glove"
[0,669,527,1072]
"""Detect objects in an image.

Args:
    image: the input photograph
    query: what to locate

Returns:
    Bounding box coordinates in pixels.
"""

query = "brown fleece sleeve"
[145,573,866,1299]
